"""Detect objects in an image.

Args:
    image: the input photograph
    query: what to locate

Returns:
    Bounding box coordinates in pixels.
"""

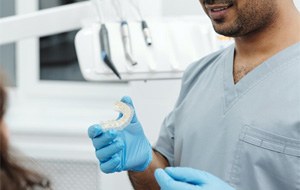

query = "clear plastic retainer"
[100,101,134,130]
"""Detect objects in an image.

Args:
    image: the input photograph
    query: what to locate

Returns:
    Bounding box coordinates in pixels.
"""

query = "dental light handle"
[100,24,121,79]
[141,20,152,46]
[121,21,138,66]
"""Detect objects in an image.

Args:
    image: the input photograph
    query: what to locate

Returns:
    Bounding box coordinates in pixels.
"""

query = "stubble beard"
[212,0,278,37]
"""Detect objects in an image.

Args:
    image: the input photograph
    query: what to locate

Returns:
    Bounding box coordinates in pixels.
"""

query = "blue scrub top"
[154,42,300,190]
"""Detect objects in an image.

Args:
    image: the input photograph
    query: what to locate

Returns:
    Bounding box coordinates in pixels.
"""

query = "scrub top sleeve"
[153,111,176,166]
[153,62,197,166]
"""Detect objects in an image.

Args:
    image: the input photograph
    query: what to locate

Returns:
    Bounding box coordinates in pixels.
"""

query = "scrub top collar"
[223,41,300,113]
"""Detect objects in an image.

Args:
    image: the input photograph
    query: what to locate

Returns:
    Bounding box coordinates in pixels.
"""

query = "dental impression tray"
[101,101,134,130]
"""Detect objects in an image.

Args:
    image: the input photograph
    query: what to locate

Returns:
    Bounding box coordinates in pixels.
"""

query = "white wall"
[295,0,300,9]
[162,0,205,16]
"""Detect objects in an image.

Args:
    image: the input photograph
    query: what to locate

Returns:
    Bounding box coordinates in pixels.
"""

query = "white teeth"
[212,6,229,12]
[213,8,225,11]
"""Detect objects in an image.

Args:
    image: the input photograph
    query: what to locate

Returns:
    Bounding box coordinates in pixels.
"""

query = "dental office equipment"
[100,101,134,130]
[121,20,137,66]
[100,24,121,79]
[92,0,121,79]
[141,21,152,46]
[130,0,152,46]
[113,0,138,66]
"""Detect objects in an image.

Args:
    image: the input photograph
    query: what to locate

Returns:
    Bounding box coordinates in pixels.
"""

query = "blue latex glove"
[155,167,235,190]
[88,96,152,173]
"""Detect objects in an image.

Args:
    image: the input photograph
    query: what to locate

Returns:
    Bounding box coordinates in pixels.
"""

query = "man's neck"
[234,5,300,61]
[232,4,300,84]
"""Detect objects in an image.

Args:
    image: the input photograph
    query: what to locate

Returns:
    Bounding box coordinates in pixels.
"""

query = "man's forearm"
[128,150,169,190]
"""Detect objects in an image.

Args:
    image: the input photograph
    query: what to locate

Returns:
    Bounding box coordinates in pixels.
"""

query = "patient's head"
[0,75,51,190]
[0,76,8,154]
[0,76,6,124]
[0,79,4,119]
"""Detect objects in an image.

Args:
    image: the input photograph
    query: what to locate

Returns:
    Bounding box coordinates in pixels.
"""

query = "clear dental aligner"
[100,101,134,130]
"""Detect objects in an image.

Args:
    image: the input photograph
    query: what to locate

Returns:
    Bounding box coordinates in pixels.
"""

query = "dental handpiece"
[141,20,152,46]
[121,21,138,66]
[100,24,121,79]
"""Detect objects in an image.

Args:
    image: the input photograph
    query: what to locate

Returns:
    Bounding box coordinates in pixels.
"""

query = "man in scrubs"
[88,0,300,189]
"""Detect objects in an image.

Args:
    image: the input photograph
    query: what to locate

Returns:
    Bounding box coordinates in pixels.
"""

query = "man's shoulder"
[183,46,232,82]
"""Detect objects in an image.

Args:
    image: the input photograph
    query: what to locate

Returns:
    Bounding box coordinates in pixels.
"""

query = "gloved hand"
[88,96,152,173]
[155,167,235,190]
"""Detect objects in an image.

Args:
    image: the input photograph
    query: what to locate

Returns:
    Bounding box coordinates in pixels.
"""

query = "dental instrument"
[121,20,137,66]
[100,24,121,79]
[100,101,134,130]
[141,20,152,46]
[130,0,152,46]
[113,0,138,66]
[92,0,121,79]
